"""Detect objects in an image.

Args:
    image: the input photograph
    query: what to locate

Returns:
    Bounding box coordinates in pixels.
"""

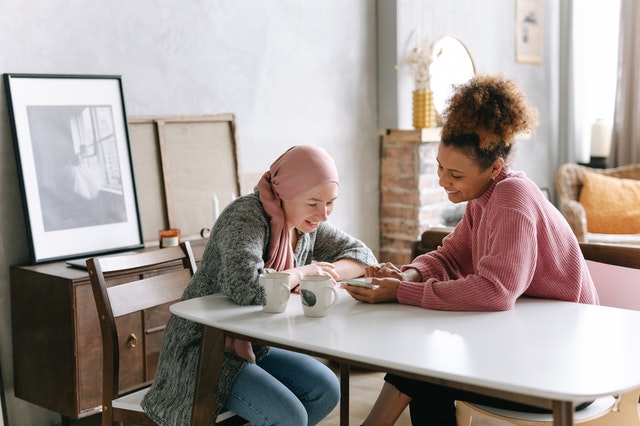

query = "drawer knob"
[127,333,138,348]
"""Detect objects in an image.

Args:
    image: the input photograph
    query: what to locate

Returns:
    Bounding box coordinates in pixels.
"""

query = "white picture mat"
[6,75,142,262]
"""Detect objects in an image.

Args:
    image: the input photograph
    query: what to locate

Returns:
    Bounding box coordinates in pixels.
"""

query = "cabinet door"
[76,283,104,414]
[144,302,173,380]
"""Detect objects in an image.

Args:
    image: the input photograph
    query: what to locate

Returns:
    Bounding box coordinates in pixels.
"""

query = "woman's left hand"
[342,277,400,304]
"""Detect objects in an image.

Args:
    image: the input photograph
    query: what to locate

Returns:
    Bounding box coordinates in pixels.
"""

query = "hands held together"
[342,262,419,304]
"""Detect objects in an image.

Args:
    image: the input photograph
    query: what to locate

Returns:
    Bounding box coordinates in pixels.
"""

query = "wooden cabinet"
[10,240,206,420]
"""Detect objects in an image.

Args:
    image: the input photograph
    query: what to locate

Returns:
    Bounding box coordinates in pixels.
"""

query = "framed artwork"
[0,362,6,426]
[516,0,544,64]
[4,74,143,263]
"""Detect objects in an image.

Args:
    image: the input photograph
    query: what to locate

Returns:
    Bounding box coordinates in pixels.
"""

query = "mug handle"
[279,282,291,303]
[325,286,339,307]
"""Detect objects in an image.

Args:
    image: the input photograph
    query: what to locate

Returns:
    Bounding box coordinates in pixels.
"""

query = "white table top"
[171,289,640,404]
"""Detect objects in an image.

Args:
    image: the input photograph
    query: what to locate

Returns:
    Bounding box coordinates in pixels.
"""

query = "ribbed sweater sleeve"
[399,171,598,312]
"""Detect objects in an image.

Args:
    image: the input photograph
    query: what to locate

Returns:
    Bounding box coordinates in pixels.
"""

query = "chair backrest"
[580,242,640,310]
[86,241,196,421]
[412,226,454,259]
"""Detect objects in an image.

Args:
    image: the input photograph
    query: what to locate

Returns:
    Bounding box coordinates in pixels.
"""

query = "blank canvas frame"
[128,114,241,244]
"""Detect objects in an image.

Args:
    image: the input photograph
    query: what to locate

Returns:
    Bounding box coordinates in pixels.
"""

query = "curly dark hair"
[440,74,539,169]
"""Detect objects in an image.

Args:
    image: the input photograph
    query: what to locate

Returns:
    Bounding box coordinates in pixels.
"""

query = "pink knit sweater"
[400,170,599,311]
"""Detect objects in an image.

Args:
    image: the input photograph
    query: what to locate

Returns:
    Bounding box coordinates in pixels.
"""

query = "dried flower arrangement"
[406,33,432,90]
[406,30,437,128]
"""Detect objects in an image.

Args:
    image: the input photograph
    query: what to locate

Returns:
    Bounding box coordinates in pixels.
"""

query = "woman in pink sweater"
[344,74,598,425]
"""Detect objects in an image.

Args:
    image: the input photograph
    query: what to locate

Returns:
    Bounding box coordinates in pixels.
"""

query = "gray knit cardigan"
[141,191,377,425]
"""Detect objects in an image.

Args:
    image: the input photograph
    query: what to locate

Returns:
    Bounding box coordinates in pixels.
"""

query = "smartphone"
[342,277,374,289]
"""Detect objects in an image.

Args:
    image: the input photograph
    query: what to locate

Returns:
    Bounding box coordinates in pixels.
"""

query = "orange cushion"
[579,170,640,234]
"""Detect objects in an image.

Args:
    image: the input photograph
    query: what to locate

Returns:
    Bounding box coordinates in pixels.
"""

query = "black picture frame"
[4,74,143,263]
[0,361,6,426]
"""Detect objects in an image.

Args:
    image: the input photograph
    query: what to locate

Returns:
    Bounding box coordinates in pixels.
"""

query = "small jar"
[159,229,181,248]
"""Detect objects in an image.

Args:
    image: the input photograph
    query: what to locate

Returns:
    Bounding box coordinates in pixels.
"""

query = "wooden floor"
[318,364,412,426]
[60,365,412,426]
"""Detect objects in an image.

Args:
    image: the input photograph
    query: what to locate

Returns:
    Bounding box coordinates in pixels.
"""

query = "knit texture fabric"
[141,191,377,425]
[401,170,598,311]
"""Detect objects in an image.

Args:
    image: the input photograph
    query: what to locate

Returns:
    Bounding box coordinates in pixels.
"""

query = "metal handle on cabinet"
[127,333,138,348]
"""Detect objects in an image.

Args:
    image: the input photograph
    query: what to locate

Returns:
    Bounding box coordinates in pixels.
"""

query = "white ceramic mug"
[259,273,290,313]
[299,275,338,317]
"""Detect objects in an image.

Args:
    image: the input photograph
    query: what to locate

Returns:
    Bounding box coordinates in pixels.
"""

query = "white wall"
[0,0,560,424]
[0,1,378,424]
[378,0,559,191]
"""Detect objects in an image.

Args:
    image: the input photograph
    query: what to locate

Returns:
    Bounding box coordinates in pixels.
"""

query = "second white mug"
[299,275,338,317]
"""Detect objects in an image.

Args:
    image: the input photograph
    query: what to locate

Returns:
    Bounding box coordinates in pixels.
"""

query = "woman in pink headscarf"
[143,145,377,426]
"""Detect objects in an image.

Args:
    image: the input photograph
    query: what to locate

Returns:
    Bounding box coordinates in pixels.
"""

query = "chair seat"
[464,395,616,422]
[112,387,240,423]
[113,388,149,412]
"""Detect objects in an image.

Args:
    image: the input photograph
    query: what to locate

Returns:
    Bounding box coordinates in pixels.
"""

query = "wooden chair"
[87,241,244,426]
[412,226,455,259]
[455,242,640,426]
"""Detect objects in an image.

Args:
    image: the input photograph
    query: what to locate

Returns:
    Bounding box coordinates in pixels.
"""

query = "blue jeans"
[225,347,340,425]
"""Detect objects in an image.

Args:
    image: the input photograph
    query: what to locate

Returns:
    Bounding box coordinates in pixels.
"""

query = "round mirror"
[430,36,476,119]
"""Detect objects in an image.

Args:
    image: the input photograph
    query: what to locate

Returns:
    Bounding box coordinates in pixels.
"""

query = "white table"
[170,290,640,426]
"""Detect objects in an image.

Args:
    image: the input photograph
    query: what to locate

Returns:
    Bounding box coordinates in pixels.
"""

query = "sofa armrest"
[560,200,588,242]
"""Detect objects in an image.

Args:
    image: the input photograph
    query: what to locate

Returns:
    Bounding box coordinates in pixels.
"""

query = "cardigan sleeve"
[184,195,270,306]
[309,222,378,266]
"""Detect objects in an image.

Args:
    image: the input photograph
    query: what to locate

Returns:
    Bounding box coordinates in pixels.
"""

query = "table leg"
[340,362,350,426]
[191,325,226,425]
[552,400,574,426]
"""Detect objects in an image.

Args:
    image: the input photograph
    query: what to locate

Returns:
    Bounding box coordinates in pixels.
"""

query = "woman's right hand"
[299,262,341,280]
[285,262,341,292]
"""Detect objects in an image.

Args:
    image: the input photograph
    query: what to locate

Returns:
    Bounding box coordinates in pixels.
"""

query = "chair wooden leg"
[191,325,226,425]
[340,362,350,426]
[455,400,475,426]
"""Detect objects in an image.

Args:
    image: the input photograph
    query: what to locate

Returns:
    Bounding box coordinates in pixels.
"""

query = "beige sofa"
[555,163,640,244]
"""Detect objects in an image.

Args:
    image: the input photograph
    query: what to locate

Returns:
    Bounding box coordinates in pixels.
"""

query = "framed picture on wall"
[516,0,544,64]
[3,74,143,264]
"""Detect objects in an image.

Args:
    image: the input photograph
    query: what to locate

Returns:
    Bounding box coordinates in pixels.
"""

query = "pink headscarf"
[257,145,339,271]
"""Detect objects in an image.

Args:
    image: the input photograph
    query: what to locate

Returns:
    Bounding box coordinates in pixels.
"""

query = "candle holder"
[159,229,181,248]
